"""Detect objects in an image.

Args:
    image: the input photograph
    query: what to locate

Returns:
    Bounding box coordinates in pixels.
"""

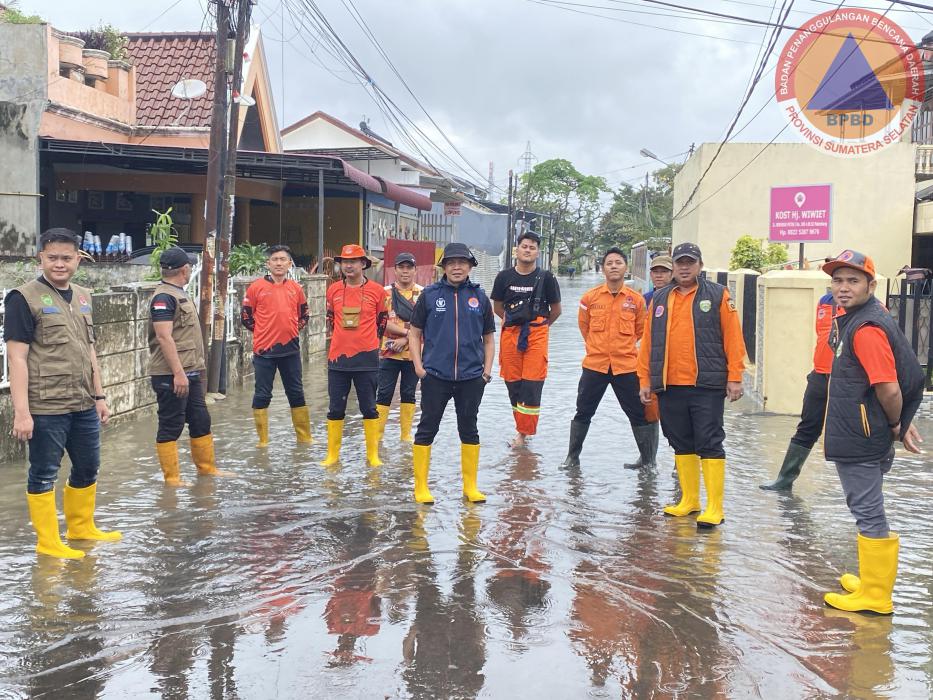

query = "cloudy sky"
[22,0,933,197]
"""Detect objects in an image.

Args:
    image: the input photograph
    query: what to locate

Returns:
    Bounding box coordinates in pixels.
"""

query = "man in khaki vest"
[4,228,121,559]
[148,246,230,485]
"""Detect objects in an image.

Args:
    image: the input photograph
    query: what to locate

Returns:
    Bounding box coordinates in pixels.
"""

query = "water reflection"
[402,507,487,698]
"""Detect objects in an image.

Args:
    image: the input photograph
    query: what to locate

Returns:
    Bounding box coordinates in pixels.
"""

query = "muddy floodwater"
[0,275,930,699]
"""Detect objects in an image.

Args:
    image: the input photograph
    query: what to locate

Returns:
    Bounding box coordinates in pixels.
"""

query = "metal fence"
[888,277,933,389]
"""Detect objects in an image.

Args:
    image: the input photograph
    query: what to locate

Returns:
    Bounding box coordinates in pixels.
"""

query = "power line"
[673,0,795,219]
[527,0,763,44]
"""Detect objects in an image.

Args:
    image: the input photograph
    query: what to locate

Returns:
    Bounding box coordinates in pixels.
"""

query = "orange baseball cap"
[823,249,875,280]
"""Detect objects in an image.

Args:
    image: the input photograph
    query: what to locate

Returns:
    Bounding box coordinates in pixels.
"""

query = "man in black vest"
[820,250,923,615]
[636,242,747,529]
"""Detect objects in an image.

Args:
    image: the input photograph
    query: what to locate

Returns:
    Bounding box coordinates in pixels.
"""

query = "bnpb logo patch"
[468,297,479,309]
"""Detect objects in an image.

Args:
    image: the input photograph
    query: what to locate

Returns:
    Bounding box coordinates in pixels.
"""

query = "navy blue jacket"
[410,277,495,381]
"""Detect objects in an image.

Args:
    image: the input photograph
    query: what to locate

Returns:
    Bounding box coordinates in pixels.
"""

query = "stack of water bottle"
[77,232,133,262]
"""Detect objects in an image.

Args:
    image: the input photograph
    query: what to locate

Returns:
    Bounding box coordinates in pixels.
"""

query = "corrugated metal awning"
[374,176,433,211]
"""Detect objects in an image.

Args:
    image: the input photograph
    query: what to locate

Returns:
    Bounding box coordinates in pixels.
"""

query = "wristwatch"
[482,372,492,384]
[94,395,107,401]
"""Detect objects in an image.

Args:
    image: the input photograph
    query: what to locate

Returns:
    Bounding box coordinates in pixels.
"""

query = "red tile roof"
[125,32,215,128]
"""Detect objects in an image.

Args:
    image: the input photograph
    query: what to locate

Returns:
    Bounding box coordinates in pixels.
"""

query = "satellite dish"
[235,93,256,106]
[171,79,207,100]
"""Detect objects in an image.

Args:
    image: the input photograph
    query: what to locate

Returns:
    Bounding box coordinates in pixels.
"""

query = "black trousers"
[658,385,726,458]
[376,358,419,405]
[152,374,212,442]
[790,371,829,450]
[252,353,306,409]
[572,368,648,427]
[414,374,486,446]
[328,369,378,420]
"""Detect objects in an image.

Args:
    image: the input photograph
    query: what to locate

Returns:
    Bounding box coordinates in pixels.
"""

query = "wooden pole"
[208,0,251,394]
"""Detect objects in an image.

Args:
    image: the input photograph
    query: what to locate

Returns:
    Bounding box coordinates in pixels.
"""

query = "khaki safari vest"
[147,282,205,375]
[16,278,96,415]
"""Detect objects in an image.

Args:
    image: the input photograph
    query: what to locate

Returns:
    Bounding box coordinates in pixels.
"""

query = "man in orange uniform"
[491,230,561,448]
[637,243,746,529]
[322,244,389,467]
[241,245,311,447]
[561,248,656,469]
[760,293,841,490]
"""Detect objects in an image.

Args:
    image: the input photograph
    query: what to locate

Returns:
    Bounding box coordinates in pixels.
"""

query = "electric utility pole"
[199,0,230,356]
[208,0,252,394]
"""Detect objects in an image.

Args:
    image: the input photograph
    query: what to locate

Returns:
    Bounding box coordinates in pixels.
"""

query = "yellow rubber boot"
[825,533,899,615]
[290,406,314,444]
[320,419,344,466]
[156,441,189,487]
[399,402,416,443]
[696,458,726,529]
[63,483,122,542]
[376,404,390,442]
[840,573,861,593]
[461,443,486,503]
[364,417,383,467]
[412,444,434,504]
[663,454,701,517]
[253,408,270,447]
[191,434,234,477]
[27,491,85,559]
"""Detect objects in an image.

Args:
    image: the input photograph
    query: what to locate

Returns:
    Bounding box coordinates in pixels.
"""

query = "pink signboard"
[769,184,832,242]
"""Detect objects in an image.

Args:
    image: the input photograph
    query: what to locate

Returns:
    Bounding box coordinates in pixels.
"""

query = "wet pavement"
[0,274,931,699]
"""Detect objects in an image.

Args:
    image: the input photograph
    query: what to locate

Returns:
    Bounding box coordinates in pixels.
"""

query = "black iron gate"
[888,278,933,389]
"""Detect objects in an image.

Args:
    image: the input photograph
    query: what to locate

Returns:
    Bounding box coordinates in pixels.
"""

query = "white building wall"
[672,142,916,280]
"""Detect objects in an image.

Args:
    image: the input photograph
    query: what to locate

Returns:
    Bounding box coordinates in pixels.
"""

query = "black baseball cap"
[440,242,478,267]
[672,242,702,262]
[160,246,197,269]
[394,251,416,266]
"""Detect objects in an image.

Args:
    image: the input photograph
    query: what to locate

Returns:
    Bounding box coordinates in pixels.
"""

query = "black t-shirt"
[149,292,179,322]
[490,267,560,327]
[3,277,74,344]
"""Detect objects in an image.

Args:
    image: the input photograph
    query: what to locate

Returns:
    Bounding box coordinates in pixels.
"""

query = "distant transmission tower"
[518,141,537,176]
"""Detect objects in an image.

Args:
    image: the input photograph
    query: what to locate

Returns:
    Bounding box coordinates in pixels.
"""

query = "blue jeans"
[27,407,100,494]
[252,353,306,409]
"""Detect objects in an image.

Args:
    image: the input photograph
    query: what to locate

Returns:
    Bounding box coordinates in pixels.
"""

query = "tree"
[515,159,609,271]
[596,163,681,256]
[729,235,789,271]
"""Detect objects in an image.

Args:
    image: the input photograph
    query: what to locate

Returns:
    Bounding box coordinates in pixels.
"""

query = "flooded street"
[0,274,930,699]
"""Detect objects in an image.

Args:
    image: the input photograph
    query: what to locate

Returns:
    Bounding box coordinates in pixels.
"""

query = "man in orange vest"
[561,247,657,469]
[322,244,389,467]
[637,243,746,529]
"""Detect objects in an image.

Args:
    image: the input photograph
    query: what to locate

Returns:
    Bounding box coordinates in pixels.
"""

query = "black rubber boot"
[759,441,811,490]
[624,422,659,470]
[561,420,590,468]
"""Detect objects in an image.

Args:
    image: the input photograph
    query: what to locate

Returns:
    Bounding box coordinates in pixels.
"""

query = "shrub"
[229,243,268,277]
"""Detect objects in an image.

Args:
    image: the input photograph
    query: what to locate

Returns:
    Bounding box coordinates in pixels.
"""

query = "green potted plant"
[145,208,178,280]
[229,242,268,277]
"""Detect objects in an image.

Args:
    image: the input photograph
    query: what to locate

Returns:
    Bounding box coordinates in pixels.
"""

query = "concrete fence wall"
[0,274,328,464]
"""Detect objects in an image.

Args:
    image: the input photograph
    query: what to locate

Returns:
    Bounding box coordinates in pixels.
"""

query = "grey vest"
[649,279,727,392]
[824,297,925,463]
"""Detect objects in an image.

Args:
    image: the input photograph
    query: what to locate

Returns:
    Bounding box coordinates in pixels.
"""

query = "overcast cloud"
[21,0,933,196]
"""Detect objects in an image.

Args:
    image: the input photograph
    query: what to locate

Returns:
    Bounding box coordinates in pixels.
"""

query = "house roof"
[282,110,438,175]
[125,32,215,128]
